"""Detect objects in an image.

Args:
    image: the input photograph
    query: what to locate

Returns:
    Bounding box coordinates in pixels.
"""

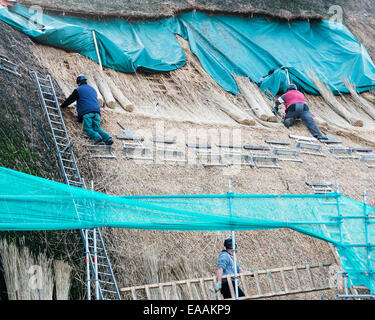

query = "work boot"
[94,137,103,145]
[105,138,114,145]
[317,136,329,142]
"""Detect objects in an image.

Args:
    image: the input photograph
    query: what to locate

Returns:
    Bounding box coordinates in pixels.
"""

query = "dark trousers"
[283,103,323,139]
[221,279,245,299]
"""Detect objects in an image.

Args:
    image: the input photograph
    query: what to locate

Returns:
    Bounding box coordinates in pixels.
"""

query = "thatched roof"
[15,0,364,21]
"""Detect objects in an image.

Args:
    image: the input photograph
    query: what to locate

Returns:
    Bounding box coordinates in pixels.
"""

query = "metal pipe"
[228,180,239,300]
[336,294,375,299]
[85,229,91,300]
[91,180,100,300]
[363,189,374,294]
[93,228,99,300]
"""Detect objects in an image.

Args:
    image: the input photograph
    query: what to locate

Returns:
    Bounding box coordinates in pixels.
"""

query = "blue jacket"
[217,250,240,277]
[60,83,101,121]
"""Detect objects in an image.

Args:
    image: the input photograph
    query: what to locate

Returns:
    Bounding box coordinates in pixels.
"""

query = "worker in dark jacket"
[60,75,113,145]
[273,84,328,142]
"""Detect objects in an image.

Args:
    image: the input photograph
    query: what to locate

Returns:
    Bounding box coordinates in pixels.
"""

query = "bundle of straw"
[343,79,375,120]
[106,76,135,112]
[362,92,375,104]
[53,260,72,300]
[207,91,256,126]
[0,239,19,300]
[235,77,277,122]
[89,79,104,106]
[94,72,117,108]
[310,72,363,127]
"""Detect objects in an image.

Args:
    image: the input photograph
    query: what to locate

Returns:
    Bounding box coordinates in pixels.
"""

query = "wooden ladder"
[120,262,332,300]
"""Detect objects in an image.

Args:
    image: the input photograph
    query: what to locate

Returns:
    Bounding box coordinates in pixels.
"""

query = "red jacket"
[278,90,308,112]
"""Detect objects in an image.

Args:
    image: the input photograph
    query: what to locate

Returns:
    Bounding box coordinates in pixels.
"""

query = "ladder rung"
[88,246,104,252]
[63,166,77,171]
[61,159,74,163]
[98,280,116,285]
[44,98,56,103]
[57,143,70,148]
[68,179,83,184]
[55,135,68,140]
[97,263,111,268]
[46,105,58,110]
[49,113,61,118]
[101,289,117,294]
[37,76,50,82]
[38,82,51,87]
[51,120,63,125]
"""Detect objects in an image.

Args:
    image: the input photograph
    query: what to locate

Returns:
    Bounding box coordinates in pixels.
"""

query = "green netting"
[0,167,374,292]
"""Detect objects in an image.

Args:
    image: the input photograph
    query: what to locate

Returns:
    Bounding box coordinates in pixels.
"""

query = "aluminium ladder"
[33,71,121,300]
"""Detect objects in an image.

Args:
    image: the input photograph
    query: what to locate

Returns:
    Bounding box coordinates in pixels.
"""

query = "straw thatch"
[17,0,328,21]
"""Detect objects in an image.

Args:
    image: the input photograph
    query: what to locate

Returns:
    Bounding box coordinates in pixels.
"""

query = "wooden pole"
[92,31,103,71]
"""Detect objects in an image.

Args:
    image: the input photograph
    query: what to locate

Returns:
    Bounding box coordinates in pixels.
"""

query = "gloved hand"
[215,281,222,292]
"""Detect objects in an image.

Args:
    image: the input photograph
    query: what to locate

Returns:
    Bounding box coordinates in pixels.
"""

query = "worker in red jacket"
[273,84,328,142]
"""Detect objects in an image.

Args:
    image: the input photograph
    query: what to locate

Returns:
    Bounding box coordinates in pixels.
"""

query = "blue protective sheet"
[1,5,375,95]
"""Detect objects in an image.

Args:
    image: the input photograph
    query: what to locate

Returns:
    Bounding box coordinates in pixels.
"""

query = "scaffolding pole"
[85,228,91,300]
[363,189,374,294]
[91,180,100,300]
[228,180,239,300]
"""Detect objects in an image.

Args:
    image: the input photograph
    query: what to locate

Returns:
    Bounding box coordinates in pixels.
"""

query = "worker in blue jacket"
[215,237,246,299]
[60,75,113,145]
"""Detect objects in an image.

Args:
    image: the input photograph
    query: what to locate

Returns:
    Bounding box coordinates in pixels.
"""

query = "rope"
[0,62,54,154]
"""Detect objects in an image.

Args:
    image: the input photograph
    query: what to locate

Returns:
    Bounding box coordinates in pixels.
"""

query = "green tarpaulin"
[1,4,375,96]
[0,167,374,292]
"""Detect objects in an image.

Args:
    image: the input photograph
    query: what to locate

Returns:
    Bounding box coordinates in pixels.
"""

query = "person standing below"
[215,237,245,299]
[273,84,328,142]
[60,75,113,145]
